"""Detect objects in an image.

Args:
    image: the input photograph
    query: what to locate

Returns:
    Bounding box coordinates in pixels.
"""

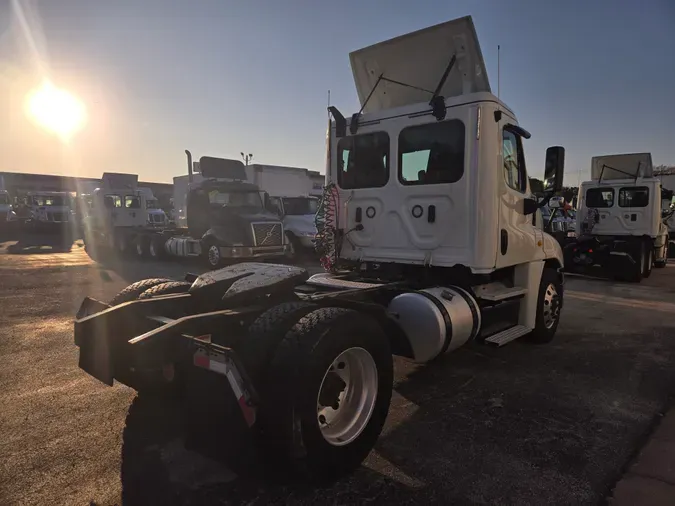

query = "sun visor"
[349,16,491,114]
[591,153,653,180]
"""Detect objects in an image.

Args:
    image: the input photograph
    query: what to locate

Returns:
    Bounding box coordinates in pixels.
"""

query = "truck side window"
[502,129,527,193]
[398,119,465,185]
[337,131,390,189]
[586,188,614,208]
[618,187,649,208]
[104,195,122,208]
[268,197,282,215]
[125,196,141,209]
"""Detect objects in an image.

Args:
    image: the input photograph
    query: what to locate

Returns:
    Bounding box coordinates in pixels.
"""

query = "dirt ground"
[1,232,675,505]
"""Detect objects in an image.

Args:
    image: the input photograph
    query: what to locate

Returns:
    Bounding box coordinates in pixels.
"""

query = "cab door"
[495,126,544,268]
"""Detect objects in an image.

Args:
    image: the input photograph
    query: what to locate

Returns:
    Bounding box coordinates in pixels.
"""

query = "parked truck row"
[81,155,321,268]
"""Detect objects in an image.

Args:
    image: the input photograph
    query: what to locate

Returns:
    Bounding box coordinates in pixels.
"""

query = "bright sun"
[26,81,87,141]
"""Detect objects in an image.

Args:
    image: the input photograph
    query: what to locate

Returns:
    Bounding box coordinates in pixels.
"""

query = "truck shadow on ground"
[4,232,79,254]
[119,392,421,506]
[118,314,675,505]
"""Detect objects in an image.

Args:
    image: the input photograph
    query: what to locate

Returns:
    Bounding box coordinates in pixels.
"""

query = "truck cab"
[171,155,287,268]
[568,153,669,280]
[267,195,318,258]
[24,191,73,229]
[0,190,18,227]
[323,26,564,275]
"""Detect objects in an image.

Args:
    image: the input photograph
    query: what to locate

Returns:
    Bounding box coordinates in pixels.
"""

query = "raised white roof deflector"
[590,153,653,181]
[349,16,491,114]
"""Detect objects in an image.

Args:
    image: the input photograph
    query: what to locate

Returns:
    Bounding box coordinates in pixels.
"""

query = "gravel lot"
[1,232,675,505]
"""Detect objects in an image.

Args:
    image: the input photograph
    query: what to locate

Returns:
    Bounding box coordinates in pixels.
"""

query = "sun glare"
[26,81,87,141]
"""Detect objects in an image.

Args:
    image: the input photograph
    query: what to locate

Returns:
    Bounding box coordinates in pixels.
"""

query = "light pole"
[240,152,253,166]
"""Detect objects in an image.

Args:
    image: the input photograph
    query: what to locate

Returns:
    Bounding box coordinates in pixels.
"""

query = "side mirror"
[523,197,539,215]
[544,146,565,193]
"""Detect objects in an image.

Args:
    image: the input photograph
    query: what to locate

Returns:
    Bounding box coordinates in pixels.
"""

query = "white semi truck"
[74,16,567,482]
[239,164,321,259]
[84,155,287,267]
[24,191,73,230]
[0,190,18,228]
[564,153,670,281]
[267,195,319,260]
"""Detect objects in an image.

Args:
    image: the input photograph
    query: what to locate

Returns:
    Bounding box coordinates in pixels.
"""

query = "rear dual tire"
[248,306,393,482]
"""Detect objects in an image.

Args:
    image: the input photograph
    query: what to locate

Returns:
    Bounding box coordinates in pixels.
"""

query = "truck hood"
[283,214,317,234]
[349,15,490,114]
[591,153,653,180]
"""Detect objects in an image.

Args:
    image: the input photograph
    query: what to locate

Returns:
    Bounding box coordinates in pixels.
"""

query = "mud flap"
[182,343,259,470]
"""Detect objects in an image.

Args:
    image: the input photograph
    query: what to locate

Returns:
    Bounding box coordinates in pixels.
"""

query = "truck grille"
[252,222,283,246]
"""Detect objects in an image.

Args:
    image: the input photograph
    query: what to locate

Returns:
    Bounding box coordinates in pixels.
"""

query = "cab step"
[484,325,531,347]
[473,283,527,302]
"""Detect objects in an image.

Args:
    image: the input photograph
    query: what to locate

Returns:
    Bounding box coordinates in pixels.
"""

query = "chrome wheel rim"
[136,241,143,256]
[208,245,220,266]
[149,241,157,257]
[316,347,378,447]
[543,283,561,329]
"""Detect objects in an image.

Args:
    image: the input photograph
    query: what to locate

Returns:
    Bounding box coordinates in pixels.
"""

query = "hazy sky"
[0,0,673,185]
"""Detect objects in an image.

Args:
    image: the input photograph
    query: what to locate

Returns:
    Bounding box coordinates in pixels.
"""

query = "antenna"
[497,45,501,100]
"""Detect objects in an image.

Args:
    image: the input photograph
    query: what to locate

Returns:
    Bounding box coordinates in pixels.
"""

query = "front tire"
[527,267,563,344]
[285,232,302,263]
[135,236,148,258]
[148,235,165,259]
[643,242,653,278]
[256,307,393,482]
[203,241,222,270]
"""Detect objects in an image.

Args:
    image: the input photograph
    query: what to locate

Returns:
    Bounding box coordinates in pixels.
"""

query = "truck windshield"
[0,194,9,205]
[208,190,262,208]
[283,197,318,215]
[33,196,66,206]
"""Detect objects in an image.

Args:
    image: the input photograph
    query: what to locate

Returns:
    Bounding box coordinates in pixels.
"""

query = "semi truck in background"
[23,191,74,231]
[0,176,18,228]
[84,152,287,268]
[564,153,670,281]
[243,163,322,259]
[658,173,675,256]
